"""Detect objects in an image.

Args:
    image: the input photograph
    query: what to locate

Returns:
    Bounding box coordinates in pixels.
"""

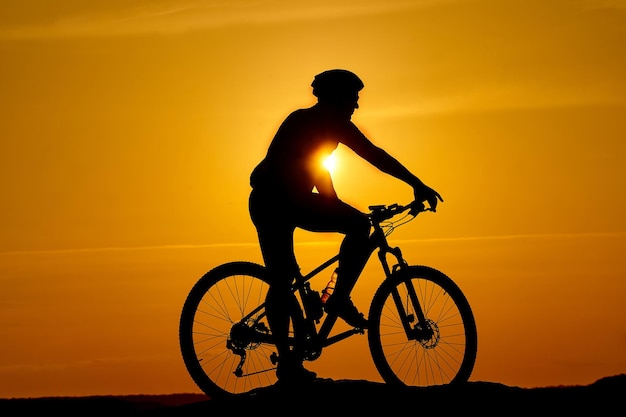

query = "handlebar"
[368,201,433,224]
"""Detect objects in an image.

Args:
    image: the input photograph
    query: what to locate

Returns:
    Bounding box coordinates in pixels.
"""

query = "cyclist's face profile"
[323,92,360,119]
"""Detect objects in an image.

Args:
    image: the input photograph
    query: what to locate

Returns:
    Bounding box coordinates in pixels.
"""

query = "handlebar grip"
[409,201,426,215]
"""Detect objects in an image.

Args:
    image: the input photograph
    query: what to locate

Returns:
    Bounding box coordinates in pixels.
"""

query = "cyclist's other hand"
[414,184,443,212]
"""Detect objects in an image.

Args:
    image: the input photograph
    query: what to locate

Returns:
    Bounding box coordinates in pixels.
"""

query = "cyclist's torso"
[250,105,360,199]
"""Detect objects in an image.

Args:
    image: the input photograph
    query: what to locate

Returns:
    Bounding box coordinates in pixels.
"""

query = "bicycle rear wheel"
[179,261,277,398]
[367,265,477,387]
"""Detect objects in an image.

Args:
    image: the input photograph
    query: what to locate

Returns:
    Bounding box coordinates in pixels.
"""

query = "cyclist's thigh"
[249,189,300,283]
[297,194,368,235]
[257,226,299,283]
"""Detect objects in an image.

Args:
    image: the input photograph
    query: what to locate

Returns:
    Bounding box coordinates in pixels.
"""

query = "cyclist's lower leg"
[265,284,316,383]
[324,234,373,328]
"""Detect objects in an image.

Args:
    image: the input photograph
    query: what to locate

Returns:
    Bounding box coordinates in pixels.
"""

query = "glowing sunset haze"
[1,0,625,398]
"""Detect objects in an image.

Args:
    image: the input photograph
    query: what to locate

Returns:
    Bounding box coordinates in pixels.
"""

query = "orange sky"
[1,0,625,398]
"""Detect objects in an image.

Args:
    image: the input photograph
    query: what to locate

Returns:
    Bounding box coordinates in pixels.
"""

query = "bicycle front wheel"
[368,265,477,387]
[179,261,278,399]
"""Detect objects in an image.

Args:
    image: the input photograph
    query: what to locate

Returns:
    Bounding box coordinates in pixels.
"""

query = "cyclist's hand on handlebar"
[413,184,443,213]
[409,201,426,215]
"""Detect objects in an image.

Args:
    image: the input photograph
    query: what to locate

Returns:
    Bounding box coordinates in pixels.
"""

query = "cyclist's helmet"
[311,69,364,101]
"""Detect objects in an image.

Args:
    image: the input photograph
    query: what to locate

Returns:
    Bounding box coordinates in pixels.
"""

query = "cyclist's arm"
[314,167,338,199]
[341,123,443,209]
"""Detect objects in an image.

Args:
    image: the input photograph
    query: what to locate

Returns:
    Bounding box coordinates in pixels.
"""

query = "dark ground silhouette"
[1,374,624,416]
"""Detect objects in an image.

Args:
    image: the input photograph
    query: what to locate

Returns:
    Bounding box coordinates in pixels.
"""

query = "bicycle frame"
[239,202,429,356]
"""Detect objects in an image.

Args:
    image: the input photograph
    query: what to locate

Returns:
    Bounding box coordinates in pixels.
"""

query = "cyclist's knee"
[267,281,291,298]
[349,213,371,239]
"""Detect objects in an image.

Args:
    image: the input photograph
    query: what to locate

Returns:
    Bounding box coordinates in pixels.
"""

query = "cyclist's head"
[311,69,364,104]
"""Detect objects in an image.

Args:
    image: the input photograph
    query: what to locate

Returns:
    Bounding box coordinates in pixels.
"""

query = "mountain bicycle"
[179,200,477,399]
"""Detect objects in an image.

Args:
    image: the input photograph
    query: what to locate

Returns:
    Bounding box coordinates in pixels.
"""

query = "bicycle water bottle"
[320,269,338,304]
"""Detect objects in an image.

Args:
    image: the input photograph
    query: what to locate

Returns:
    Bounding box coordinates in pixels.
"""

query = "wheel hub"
[414,318,440,349]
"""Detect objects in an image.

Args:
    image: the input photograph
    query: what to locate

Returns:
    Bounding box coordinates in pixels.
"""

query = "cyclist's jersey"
[250,104,378,199]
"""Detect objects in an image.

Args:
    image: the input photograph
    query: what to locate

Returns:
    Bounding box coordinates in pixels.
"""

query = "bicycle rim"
[368,265,477,387]
[179,262,278,398]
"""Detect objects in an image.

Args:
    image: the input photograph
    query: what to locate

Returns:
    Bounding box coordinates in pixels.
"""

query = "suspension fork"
[376,233,428,341]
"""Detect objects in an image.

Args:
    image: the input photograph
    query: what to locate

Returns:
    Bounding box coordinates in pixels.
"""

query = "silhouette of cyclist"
[249,69,443,383]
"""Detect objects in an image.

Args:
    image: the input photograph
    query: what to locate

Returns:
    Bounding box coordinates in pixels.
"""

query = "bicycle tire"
[367,265,477,387]
[179,261,278,398]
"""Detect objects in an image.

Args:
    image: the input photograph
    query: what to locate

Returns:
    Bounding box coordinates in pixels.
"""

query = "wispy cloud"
[2,231,624,256]
[0,0,440,40]
[361,86,626,120]
[0,242,257,256]
[389,231,626,245]
[0,354,171,373]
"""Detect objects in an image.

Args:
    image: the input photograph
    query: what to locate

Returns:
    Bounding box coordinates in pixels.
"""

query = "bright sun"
[323,153,337,173]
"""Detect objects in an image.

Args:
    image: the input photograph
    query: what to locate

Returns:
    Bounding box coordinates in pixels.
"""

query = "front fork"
[379,245,432,342]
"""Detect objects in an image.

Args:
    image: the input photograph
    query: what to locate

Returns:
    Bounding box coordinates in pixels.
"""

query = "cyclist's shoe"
[276,359,317,385]
[324,296,368,329]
